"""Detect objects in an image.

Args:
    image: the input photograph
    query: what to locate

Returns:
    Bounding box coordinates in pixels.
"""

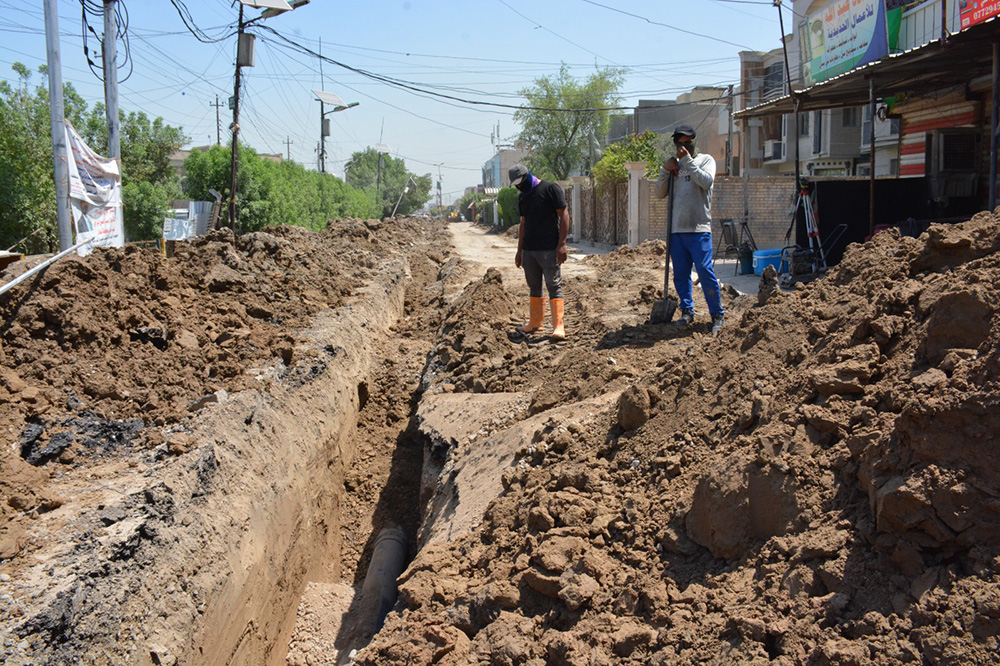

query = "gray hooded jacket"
[654,153,716,234]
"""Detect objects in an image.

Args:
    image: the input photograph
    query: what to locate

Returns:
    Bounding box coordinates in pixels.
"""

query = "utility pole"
[102,0,120,160]
[229,3,246,230]
[319,37,326,173]
[437,164,443,210]
[726,84,735,175]
[285,136,293,161]
[210,95,223,145]
[376,119,385,195]
[43,0,73,251]
[228,0,307,229]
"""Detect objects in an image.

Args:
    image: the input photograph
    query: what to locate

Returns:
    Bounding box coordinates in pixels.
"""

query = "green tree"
[0,63,188,245]
[455,191,487,222]
[591,130,661,188]
[0,64,58,252]
[184,145,380,232]
[122,180,172,241]
[344,148,432,217]
[514,64,625,181]
[497,187,519,228]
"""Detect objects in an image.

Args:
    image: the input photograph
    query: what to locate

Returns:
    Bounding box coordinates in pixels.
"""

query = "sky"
[0,0,790,205]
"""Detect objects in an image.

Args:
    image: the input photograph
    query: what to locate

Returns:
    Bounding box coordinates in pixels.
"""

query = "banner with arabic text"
[64,122,124,256]
[801,0,891,86]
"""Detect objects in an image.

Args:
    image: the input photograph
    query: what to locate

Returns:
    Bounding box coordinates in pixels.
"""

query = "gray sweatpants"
[522,250,563,299]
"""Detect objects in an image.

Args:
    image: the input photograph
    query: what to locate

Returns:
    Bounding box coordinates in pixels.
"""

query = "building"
[738,39,892,178]
[736,0,1000,251]
[482,147,530,188]
[607,88,737,175]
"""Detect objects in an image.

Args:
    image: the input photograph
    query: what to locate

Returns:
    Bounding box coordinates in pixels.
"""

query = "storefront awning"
[736,17,1000,118]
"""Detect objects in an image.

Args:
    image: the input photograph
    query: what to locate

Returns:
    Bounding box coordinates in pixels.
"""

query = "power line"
[577,0,753,50]
[168,0,233,44]
[257,25,666,114]
[496,0,615,65]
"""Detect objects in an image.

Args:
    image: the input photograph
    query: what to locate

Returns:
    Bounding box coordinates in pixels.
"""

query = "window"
[800,111,810,136]
[842,108,859,127]
[763,62,785,98]
[813,111,823,153]
[938,131,976,171]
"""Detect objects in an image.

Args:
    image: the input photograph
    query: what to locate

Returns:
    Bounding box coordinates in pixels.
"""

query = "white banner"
[64,122,124,256]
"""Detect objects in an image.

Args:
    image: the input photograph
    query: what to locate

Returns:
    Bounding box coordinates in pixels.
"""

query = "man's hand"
[556,243,568,265]
[515,248,522,268]
[663,156,679,172]
[676,145,690,160]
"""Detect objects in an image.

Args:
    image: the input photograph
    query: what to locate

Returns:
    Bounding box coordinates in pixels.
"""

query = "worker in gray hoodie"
[654,124,725,334]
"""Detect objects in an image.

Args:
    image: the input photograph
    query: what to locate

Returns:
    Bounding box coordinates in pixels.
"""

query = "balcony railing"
[898,0,961,51]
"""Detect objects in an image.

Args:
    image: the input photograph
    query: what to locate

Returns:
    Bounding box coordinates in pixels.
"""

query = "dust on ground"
[2,209,999,666]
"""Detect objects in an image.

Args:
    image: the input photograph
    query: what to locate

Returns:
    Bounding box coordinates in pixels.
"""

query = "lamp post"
[228,0,309,230]
[314,89,359,174]
[391,176,417,217]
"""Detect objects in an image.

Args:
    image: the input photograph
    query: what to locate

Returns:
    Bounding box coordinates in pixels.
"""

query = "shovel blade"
[649,296,678,324]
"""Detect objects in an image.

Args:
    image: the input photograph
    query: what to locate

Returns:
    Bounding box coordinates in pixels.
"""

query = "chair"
[713,219,739,267]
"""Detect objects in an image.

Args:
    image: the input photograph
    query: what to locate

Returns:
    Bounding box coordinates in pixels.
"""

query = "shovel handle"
[663,175,675,298]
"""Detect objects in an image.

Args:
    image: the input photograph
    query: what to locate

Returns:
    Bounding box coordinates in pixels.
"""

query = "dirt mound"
[358,214,1000,664]
[0,216,436,579]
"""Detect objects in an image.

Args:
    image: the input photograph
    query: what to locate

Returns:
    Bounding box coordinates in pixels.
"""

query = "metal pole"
[319,101,326,173]
[742,117,750,226]
[319,38,326,174]
[727,84,735,175]
[776,0,800,194]
[0,239,97,298]
[43,0,73,251]
[228,4,244,230]
[990,41,999,211]
[102,0,120,160]
[869,78,877,238]
[391,177,413,217]
[211,95,222,145]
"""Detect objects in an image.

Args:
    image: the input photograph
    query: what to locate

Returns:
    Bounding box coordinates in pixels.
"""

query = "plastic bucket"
[752,248,783,275]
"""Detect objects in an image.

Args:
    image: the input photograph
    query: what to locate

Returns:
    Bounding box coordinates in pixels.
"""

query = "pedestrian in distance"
[510,163,570,341]
[654,124,725,334]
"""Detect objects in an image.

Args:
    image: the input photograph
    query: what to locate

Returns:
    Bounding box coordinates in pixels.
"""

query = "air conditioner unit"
[763,139,784,162]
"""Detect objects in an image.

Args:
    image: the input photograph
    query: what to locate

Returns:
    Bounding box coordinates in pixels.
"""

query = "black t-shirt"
[518,180,566,251]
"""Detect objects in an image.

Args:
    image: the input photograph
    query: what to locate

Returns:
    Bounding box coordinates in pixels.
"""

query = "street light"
[228,0,306,229]
[391,176,417,217]
[314,89,359,174]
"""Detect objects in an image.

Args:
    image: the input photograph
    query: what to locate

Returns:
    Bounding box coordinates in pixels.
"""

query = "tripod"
[785,179,827,276]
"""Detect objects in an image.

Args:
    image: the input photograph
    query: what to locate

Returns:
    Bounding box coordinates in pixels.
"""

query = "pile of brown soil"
[358,214,1000,665]
[0,217,436,601]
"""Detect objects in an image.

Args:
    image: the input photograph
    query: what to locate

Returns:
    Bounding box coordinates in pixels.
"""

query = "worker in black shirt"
[510,163,569,340]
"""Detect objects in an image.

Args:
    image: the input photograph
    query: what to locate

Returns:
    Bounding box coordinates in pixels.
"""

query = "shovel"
[650,173,678,323]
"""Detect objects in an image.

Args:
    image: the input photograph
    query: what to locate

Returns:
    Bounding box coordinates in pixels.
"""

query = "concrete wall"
[645,176,795,250]
[570,175,796,252]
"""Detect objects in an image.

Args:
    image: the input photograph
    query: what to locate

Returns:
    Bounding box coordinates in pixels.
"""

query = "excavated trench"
[187,246,456,665]
[0,219,464,666]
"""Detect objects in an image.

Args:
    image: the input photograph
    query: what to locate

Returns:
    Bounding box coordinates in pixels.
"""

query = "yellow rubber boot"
[520,296,545,333]
[550,298,566,340]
